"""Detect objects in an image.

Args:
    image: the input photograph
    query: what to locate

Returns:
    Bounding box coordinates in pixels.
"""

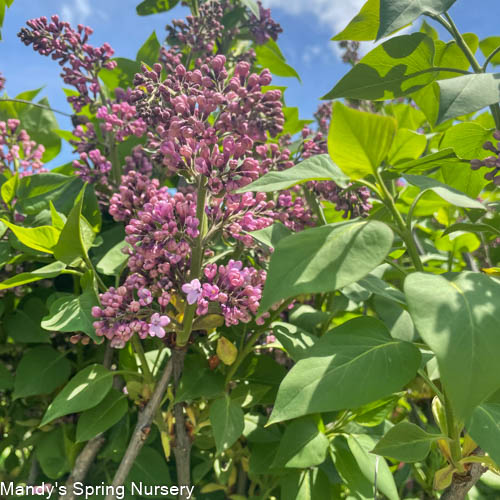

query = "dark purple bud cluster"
[248,1,283,45]
[338,40,360,66]
[18,16,116,111]
[313,102,332,135]
[470,131,500,185]
[73,148,112,191]
[166,0,224,56]
[0,72,5,92]
[0,119,46,176]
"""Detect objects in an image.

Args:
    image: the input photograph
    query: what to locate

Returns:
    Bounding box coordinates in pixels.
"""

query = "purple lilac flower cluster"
[248,1,283,44]
[0,119,46,176]
[0,73,5,92]
[130,55,283,193]
[471,131,500,185]
[18,15,116,111]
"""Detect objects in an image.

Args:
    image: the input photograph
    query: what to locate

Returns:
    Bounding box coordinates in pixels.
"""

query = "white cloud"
[61,0,92,25]
[262,0,366,37]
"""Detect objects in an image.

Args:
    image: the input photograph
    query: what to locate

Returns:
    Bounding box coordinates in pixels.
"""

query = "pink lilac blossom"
[0,119,46,176]
[18,15,116,111]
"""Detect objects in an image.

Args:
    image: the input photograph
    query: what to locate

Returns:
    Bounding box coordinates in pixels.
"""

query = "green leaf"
[377,0,456,40]
[282,107,313,136]
[77,389,128,442]
[272,322,318,361]
[259,220,393,313]
[0,261,66,290]
[323,33,435,101]
[479,36,500,66]
[420,19,438,40]
[328,102,397,179]
[126,446,172,490]
[36,427,72,479]
[358,273,406,305]
[468,402,500,467]
[255,42,300,81]
[1,219,59,254]
[385,102,427,129]
[15,173,75,215]
[387,128,427,165]
[241,0,260,18]
[237,154,348,192]
[0,362,14,391]
[1,174,18,205]
[210,394,245,454]
[250,222,292,250]
[405,272,500,421]
[391,148,459,173]
[443,222,500,237]
[372,422,444,462]
[347,434,399,500]
[175,355,224,402]
[281,469,332,500]
[402,174,486,210]
[268,316,421,424]
[332,0,379,41]
[41,289,101,343]
[272,417,328,468]
[40,364,113,426]
[13,346,71,399]
[96,239,131,276]
[136,0,180,15]
[4,309,50,344]
[54,187,95,265]
[440,122,495,160]
[100,58,141,92]
[434,34,479,80]
[136,31,160,66]
[17,97,61,162]
[437,73,500,124]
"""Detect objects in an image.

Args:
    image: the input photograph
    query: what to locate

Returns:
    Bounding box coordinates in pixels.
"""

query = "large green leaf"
[36,427,72,479]
[268,316,421,424]
[440,122,495,160]
[136,31,161,66]
[403,174,485,210]
[126,446,172,491]
[328,102,397,179]
[237,154,348,192]
[76,389,128,442]
[1,219,60,254]
[0,362,14,391]
[405,272,500,421]
[272,418,328,468]
[323,33,435,101]
[391,148,460,173]
[54,187,95,265]
[437,73,500,124]
[387,128,427,165]
[40,364,113,426]
[96,239,130,276]
[479,36,500,66]
[255,42,300,81]
[210,394,244,454]
[136,0,180,15]
[13,346,71,399]
[41,289,101,343]
[4,309,50,344]
[250,222,292,250]
[272,322,318,361]
[332,0,379,41]
[280,469,332,500]
[0,261,66,290]
[377,0,457,40]
[372,422,444,462]
[175,355,224,402]
[468,402,500,467]
[259,220,393,313]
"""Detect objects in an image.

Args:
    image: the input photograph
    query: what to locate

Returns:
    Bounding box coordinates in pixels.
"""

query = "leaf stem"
[444,392,465,473]
[0,98,73,117]
[483,44,500,71]
[418,368,444,404]
[374,168,424,272]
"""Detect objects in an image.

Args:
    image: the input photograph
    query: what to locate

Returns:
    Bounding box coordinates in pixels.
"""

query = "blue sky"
[0,0,498,166]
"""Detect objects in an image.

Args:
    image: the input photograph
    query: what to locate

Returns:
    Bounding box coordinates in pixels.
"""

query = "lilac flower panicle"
[19,15,116,111]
